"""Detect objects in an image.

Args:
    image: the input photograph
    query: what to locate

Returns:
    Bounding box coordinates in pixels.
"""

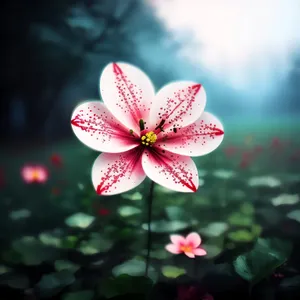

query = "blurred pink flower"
[165,232,207,258]
[21,165,48,184]
[50,153,63,168]
[71,62,224,196]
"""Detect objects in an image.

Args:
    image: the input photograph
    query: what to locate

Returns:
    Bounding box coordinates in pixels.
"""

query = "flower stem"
[145,180,155,277]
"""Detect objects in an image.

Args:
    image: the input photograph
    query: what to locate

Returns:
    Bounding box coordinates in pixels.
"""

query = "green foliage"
[161,266,186,278]
[101,275,153,298]
[37,270,75,297]
[112,259,157,281]
[233,238,293,285]
[62,290,94,300]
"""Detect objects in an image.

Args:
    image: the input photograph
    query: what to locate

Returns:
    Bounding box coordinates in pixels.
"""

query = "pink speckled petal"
[170,234,186,246]
[186,232,201,247]
[71,101,139,153]
[149,81,206,131]
[156,112,224,157]
[91,148,146,196]
[165,244,181,254]
[184,251,195,258]
[100,62,155,134]
[193,248,207,256]
[141,149,199,193]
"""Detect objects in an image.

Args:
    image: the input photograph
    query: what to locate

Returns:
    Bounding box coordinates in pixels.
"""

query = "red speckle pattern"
[71,104,134,143]
[157,84,201,127]
[112,63,150,125]
[143,149,197,192]
[96,147,144,195]
[156,118,224,155]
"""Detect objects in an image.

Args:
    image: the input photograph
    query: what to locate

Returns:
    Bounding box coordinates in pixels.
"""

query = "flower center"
[180,245,192,252]
[32,170,39,180]
[141,131,157,147]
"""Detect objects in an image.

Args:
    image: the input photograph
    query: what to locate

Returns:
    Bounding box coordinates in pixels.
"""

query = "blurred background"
[1,0,300,299]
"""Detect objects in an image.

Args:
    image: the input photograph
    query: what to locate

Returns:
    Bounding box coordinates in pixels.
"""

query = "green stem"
[248,284,252,299]
[145,180,155,277]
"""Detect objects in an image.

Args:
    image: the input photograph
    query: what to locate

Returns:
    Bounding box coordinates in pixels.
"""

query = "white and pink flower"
[71,62,224,195]
[165,232,207,258]
[21,165,49,184]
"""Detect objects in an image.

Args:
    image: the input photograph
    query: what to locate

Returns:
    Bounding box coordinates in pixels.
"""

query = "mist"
[148,0,300,100]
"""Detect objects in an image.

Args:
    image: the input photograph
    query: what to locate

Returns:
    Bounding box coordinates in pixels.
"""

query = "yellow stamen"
[180,245,192,253]
[32,170,40,180]
[140,131,157,147]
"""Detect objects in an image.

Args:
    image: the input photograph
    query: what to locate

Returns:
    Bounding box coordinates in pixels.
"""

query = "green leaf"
[12,236,58,265]
[61,236,78,249]
[0,265,11,275]
[39,232,62,248]
[233,238,293,285]
[9,209,31,220]
[112,259,157,281]
[287,210,300,222]
[37,270,75,298]
[118,206,141,217]
[79,232,113,255]
[65,212,95,228]
[165,206,187,221]
[202,236,225,259]
[228,230,255,242]
[161,266,186,278]
[122,192,143,201]
[200,222,229,237]
[240,203,255,215]
[0,273,30,289]
[62,290,94,300]
[101,275,153,298]
[228,213,253,226]
[54,260,80,273]
[142,220,189,233]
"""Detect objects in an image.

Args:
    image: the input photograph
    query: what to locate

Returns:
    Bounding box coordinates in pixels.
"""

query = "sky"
[148,0,300,99]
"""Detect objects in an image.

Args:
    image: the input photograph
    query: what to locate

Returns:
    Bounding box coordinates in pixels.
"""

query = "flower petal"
[21,166,35,183]
[91,148,146,196]
[186,232,201,247]
[149,81,206,131]
[99,62,155,134]
[184,251,195,258]
[71,101,139,153]
[156,112,224,156]
[170,234,186,246]
[165,244,181,254]
[142,149,199,192]
[193,248,207,256]
[35,166,48,183]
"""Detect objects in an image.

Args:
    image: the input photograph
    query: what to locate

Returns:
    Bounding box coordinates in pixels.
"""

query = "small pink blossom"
[165,232,207,258]
[21,165,49,184]
[70,62,224,195]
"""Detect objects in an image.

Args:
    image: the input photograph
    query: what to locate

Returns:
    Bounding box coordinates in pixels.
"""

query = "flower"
[165,232,207,258]
[70,62,224,195]
[97,208,110,216]
[50,153,63,168]
[21,165,49,184]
